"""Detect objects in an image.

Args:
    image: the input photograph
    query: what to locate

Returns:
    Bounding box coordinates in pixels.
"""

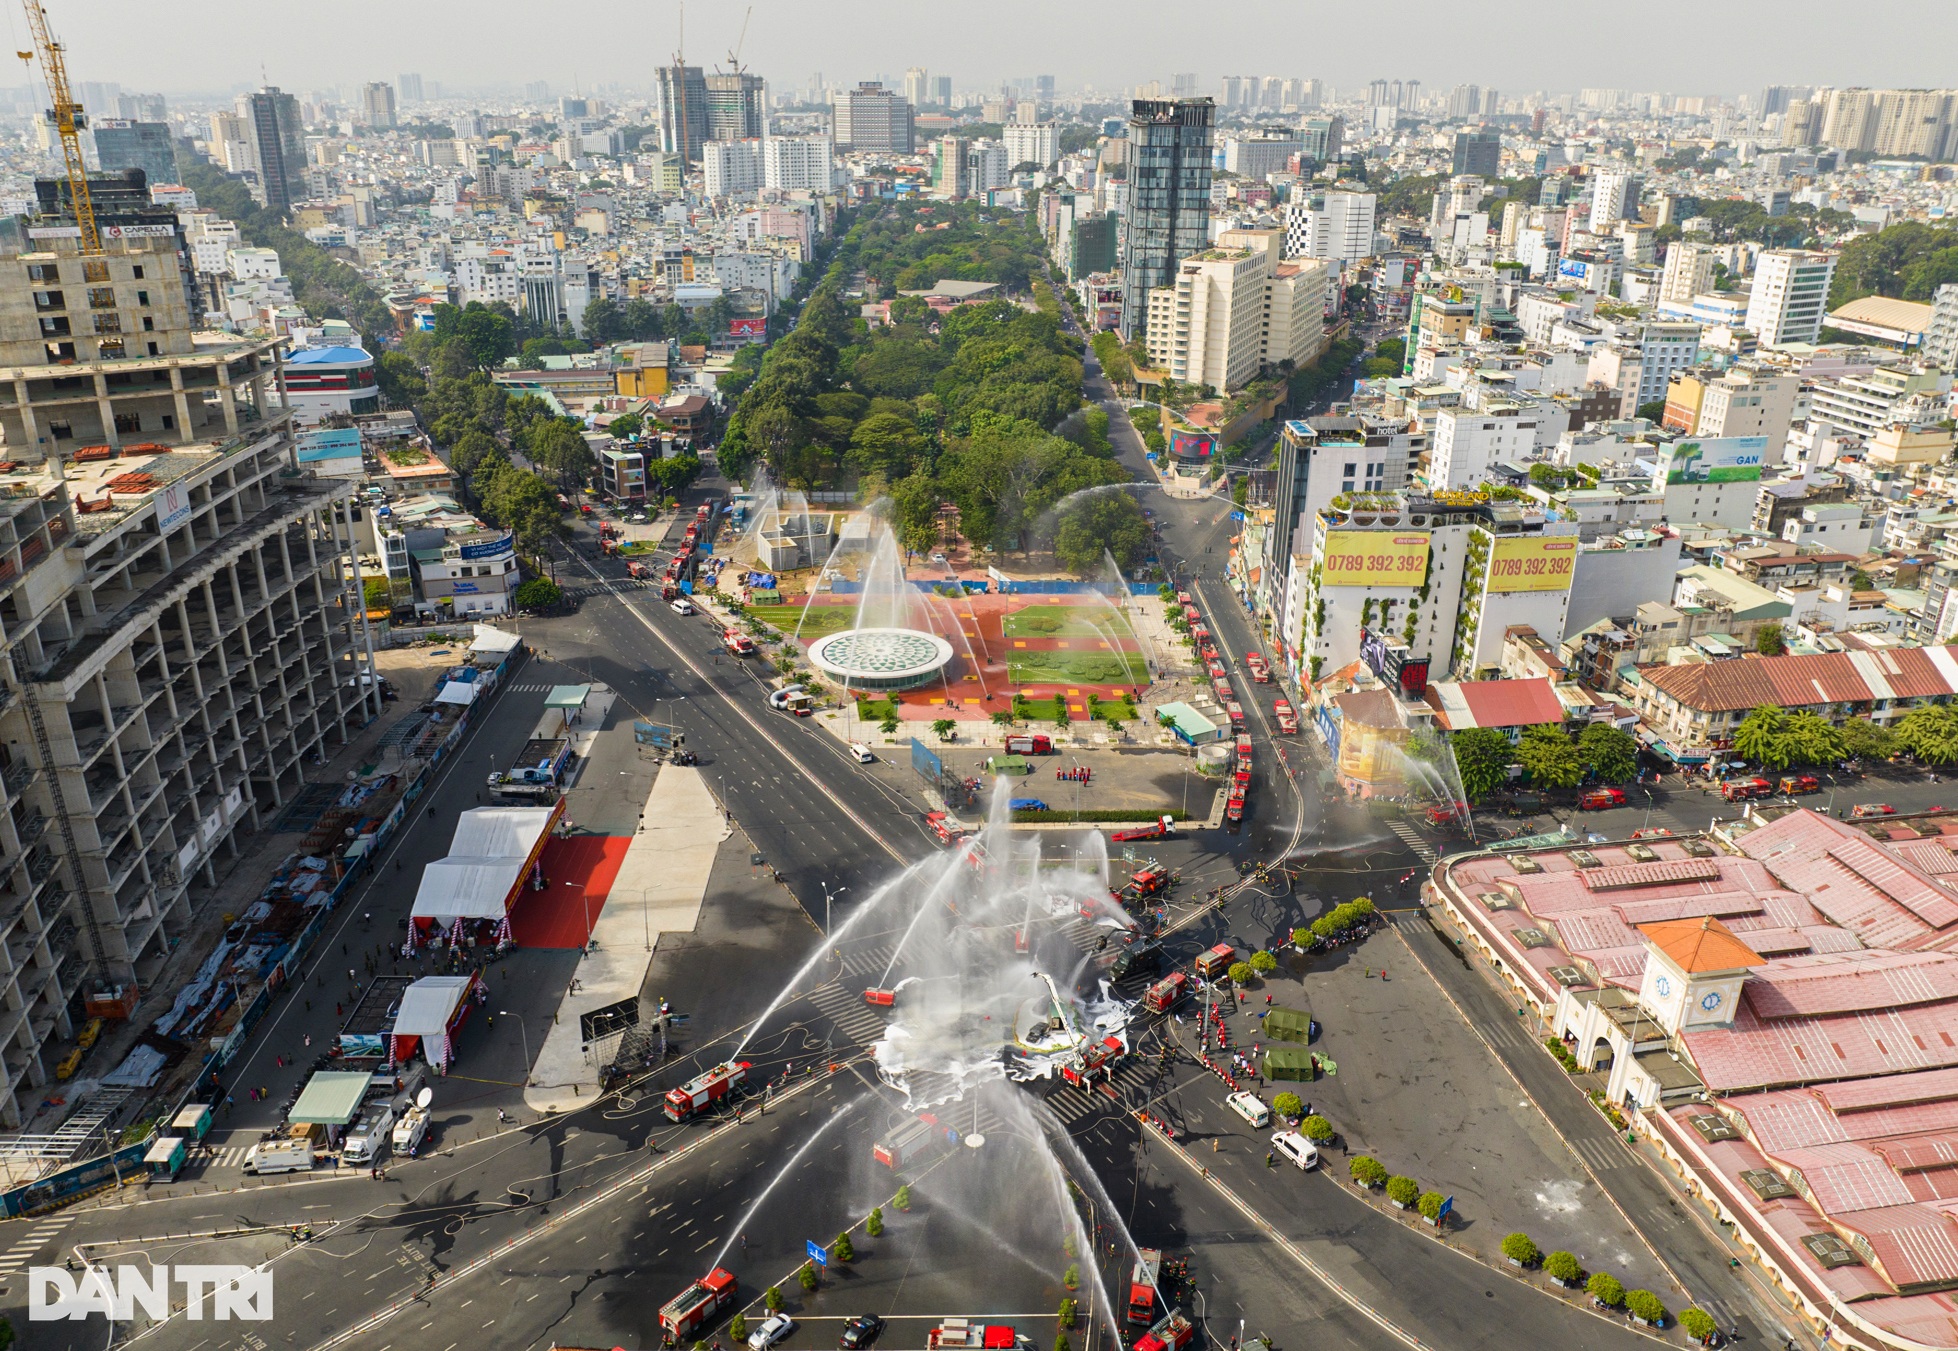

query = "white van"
[1270,1129,1318,1171]
[391,1105,429,1154]
[1225,1091,1270,1129]
[342,1104,396,1164]
[243,1140,315,1175]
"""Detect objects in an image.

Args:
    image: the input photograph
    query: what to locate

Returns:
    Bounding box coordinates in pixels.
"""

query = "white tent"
[470,624,522,656]
[391,974,477,1070]
[434,680,479,706]
[410,807,555,923]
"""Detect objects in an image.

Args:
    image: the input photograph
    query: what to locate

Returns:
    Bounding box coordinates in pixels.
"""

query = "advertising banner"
[729,317,766,337]
[1168,430,1216,462]
[1660,436,1768,485]
[1320,530,1430,588]
[1486,536,1577,592]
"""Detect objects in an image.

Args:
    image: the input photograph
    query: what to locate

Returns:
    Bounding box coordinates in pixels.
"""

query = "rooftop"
[1638,915,1766,973]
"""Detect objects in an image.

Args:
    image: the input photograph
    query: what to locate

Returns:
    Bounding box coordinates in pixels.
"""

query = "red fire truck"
[1110,816,1174,842]
[1225,790,1246,827]
[1134,1311,1197,1351]
[1273,699,1298,734]
[662,1061,750,1121]
[1061,1035,1125,1088]
[1143,971,1189,1013]
[659,1268,737,1339]
[872,1117,940,1169]
[1195,943,1237,981]
[927,1321,1020,1349]
[1128,1248,1163,1324]
[1117,867,1170,906]
[1245,652,1270,683]
[722,629,756,657]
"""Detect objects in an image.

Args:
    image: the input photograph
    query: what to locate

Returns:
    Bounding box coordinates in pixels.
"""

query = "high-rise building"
[1172,73,1200,96]
[1746,249,1839,347]
[239,87,306,215]
[1816,88,1958,161]
[1035,75,1055,102]
[903,67,930,109]
[1658,240,1716,307]
[1222,132,1302,181]
[931,136,970,199]
[1299,115,1344,166]
[1286,190,1376,263]
[560,96,590,122]
[931,76,952,106]
[967,140,1010,195]
[1451,127,1501,177]
[1927,283,1958,372]
[523,80,550,103]
[832,82,914,155]
[361,81,396,129]
[655,63,709,162]
[703,139,765,196]
[764,134,834,191]
[113,92,166,122]
[1587,169,1643,232]
[1120,97,1214,339]
[396,73,424,103]
[91,120,176,191]
[0,196,378,1127]
[1447,84,1481,119]
[704,72,766,142]
[1004,122,1058,170]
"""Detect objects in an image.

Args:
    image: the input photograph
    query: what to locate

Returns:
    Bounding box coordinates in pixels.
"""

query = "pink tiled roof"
[1745,950,1958,1020]
[1779,1143,1917,1212]
[1684,999,1958,1093]
[1842,1204,1958,1290]
[1452,676,1565,729]
[1816,1066,1958,1115]
[1739,810,1958,951]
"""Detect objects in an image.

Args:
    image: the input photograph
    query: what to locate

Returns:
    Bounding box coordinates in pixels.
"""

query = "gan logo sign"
[1661,436,1768,485]
[1486,536,1576,593]
[1320,530,1429,588]
[32,1266,272,1320]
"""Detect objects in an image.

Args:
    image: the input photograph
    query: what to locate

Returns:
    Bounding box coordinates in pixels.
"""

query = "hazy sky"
[34,0,1958,101]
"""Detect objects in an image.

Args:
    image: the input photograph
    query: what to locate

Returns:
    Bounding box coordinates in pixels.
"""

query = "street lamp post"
[820,882,847,936]
[563,880,592,946]
[500,1011,530,1085]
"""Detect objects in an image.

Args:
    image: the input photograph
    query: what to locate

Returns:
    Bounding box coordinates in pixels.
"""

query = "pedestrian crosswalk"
[806,983,892,1049]
[205,1141,257,1169]
[1566,1132,1628,1172]
[1389,821,1438,864]
[0,1217,71,1275]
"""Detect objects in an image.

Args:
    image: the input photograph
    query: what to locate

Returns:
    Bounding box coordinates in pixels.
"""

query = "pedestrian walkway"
[0,1217,70,1275]
[805,984,891,1049]
[1388,820,1438,863]
[524,766,730,1112]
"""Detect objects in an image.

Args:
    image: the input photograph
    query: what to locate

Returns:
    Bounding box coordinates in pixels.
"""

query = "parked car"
[669,597,696,615]
[749,1315,796,1351]
[848,742,876,764]
[839,1315,886,1349]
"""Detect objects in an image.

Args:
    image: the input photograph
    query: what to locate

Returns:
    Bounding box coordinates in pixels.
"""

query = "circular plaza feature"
[808,626,954,692]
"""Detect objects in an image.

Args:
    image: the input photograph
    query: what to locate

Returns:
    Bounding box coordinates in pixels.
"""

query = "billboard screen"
[729,317,766,337]
[1320,530,1430,588]
[1486,536,1577,592]
[1168,431,1216,462]
[1661,436,1768,485]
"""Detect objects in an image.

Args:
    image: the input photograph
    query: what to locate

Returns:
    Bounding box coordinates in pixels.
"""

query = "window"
[114,413,141,435]
[44,342,74,363]
[26,262,58,283]
[38,316,69,337]
[33,290,62,311]
[92,314,121,335]
[47,421,72,440]
[131,265,144,280]
[135,290,150,307]
[146,342,159,357]
[97,338,124,359]
[1342,462,1357,476]
[81,259,107,284]
[87,287,115,309]
[159,412,173,429]
[141,316,154,332]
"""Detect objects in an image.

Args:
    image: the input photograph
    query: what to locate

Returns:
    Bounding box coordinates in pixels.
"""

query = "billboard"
[1486,536,1577,593]
[1661,436,1768,486]
[729,317,766,337]
[1169,430,1216,462]
[1320,530,1430,588]
[458,533,515,560]
[155,483,193,533]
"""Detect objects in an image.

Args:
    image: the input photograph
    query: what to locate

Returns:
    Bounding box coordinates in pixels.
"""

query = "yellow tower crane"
[16,0,100,255]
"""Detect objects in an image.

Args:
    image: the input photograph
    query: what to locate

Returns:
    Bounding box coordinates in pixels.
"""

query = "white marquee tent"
[409,806,556,924]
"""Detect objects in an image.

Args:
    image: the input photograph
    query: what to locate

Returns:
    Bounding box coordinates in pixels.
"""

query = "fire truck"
[1128,1248,1163,1324]
[1721,776,1774,803]
[927,1321,1020,1349]
[1195,943,1237,981]
[1142,971,1189,1013]
[723,629,756,657]
[872,1117,940,1169]
[1110,816,1174,842]
[1225,790,1246,828]
[1134,1311,1197,1351]
[662,1061,750,1121]
[1116,867,1170,907]
[1245,652,1271,683]
[1060,1035,1125,1088]
[658,1268,737,1339]
[1212,678,1234,705]
[1272,700,1298,734]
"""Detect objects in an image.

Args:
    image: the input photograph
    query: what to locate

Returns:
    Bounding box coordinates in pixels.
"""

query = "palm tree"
[931,718,956,742]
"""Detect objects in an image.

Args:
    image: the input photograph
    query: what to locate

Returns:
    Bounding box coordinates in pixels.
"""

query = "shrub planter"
[1507,1257,1525,1268]
[1390,1199,1409,1211]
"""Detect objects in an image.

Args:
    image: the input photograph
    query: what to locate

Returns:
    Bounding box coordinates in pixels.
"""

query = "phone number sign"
[1321,531,1429,588]
[1487,536,1576,592]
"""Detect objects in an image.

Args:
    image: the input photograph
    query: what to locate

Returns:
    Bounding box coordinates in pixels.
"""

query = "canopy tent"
[434,680,479,706]
[544,684,591,712]
[390,973,479,1072]
[1262,1048,1317,1082]
[289,1071,373,1126]
[1264,1006,1313,1044]
[409,805,559,925]
[470,623,523,656]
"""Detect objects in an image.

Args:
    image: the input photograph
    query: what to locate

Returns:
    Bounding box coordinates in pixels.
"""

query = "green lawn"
[1002,603,1139,642]
[1007,649,1149,685]
[758,603,859,641]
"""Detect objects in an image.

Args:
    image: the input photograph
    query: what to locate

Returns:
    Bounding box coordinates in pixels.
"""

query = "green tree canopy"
[1450,728,1514,802]
[1515,724,1585,789]
[1577,723,1639,783]
[1733,705,1792,769]
[1838,717,1900,761]
[1052,488,1147,575]
[1896,703,1958,766]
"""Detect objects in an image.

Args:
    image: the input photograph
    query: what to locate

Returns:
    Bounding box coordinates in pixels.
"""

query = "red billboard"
[729,317,766,337]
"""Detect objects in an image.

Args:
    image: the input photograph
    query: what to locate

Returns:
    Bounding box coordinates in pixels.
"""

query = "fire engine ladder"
[23,684,105,972]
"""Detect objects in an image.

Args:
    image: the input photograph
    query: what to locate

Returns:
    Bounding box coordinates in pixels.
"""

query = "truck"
[1142,971,1189,1013]
[1110,816,1175,843]
[1578,787,1627,811]
[243,1139,315,1175]
[391,1103,429,1154]
[1117,867,1170,907]
[488,737,573,798]
[1212,678,1234,705]
[925,811,966,846]
[1779,775,1821,795]
[1225,791,1246,827]
[1272,699,1298,734]
[1194,943,1237,981]
[1225,703,1245,732]
[1061,1035,1124,1088]
[1245,652,1271,684]
[927,1320,1020,1349]
[1234,733,1253,766]
[658,1269,738,1340]
[1128,1248,1162,1325]
[872,1118,940,1169]
[1134,1311,1197,1351]
[341,1103,396,1164]
[1721,776,1774,803]
[1003,734,1053,755]
[1107,939,1163,981]
[662,1060,751,1122]
[723,629,756,657]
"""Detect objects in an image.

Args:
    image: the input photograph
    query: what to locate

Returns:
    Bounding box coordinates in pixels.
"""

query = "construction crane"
[724,4,753,75]
[16,0,99,255]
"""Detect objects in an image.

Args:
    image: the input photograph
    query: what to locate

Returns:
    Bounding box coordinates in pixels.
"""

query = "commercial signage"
[458,533,515,560]
[27,223,175,240]
[1320,530,1429,588]
[728,317,766,337]
[1660,436,1768,486]
[1485,536,1577,593]
[296,427,362,463]
[155,483,193,533]
[1168,430,1216,462]
[1555,257,1587,280]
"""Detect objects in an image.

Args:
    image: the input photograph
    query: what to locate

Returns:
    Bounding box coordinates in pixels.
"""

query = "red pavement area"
[507,835,630,948]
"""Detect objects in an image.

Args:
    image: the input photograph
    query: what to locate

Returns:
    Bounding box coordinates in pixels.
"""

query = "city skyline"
[32,0,1958,102]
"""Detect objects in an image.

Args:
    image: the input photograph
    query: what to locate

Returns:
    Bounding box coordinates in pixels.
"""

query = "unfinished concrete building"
[0,208,377,1127]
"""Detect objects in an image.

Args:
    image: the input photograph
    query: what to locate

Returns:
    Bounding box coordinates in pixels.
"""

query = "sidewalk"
[523,765,730,1111]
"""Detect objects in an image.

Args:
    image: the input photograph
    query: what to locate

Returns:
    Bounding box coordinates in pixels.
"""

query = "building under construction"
[0,176,377,1127]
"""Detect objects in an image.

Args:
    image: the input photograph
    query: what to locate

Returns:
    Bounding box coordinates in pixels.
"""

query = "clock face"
[1655,975,1672,997]
[1700,990,1723,1012]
